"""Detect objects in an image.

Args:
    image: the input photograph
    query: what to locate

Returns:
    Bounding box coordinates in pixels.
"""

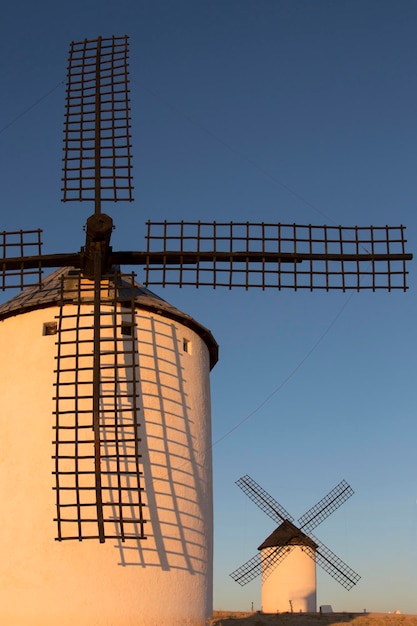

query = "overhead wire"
[210,292,355,449]
[0,80,64,136]
[137,81,338,225]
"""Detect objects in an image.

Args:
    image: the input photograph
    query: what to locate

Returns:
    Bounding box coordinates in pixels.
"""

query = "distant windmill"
[0,34,411,626]
[230,475,360,613]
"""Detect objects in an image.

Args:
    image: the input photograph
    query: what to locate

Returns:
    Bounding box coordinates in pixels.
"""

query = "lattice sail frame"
[145,221,409,290]
[230,545,294,586]
[299,479,353,534]
[235,475,295,525]
[62,35,134,208]
[0,229,43,290]
[52,271,146,541]
[306,534,360,590]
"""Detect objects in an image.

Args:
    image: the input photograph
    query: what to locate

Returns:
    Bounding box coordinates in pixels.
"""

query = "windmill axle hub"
[82,213,114,278]
[85,213,113,243]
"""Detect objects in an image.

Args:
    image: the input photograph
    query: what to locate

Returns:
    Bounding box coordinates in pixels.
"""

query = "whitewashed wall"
[261,546,317,613]
[0,298,214,626]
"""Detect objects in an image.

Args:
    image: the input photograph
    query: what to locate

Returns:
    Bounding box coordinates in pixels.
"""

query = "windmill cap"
[258,519,317,550]
[0,267,218,369]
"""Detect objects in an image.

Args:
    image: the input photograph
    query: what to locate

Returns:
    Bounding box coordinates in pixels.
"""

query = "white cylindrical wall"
[0,299,214,626]
[261,546,317,613]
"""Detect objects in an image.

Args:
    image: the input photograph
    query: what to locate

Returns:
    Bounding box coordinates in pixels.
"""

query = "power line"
[138,81,338,224]
[0,80,64,136]
[211,291,355,448]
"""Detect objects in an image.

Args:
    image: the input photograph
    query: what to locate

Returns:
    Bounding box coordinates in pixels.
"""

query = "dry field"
[210,612,417,626]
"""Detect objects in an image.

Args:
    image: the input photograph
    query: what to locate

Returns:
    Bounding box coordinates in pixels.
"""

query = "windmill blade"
[236,475,295,525]
[298,480,354,534]
[230,545,294,586]
[230,552,261,586]
[2,36,136,291]
[305,534,360,590]
[62,35,134,211]
[143,221,411,291]
[52,37,144,544]
[0,229,43,290]
[52,270,146,542]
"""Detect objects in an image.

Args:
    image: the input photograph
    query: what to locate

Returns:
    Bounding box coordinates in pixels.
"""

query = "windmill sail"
[144,221,411,291]
[55,35,142,543]
[230,546,294,586]
[298,479,354,534]
[52,270,146,541]
[62,35,134,209]
[0,229,43,289]
[305,535,360,590]
[235,474,295,525]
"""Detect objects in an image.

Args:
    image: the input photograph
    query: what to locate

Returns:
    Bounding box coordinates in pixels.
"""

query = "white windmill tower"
[0,35,412,626]
[0,267,218,626]
[230,475,360,613]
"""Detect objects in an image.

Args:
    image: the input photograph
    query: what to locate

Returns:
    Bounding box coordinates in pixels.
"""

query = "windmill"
[0,34,412,626]
[230,475,360,613]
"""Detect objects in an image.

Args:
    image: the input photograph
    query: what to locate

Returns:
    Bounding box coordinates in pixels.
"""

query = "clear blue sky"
[1,0,416,614]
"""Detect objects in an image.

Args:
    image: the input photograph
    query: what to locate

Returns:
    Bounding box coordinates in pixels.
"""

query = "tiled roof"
[258,519,317,550]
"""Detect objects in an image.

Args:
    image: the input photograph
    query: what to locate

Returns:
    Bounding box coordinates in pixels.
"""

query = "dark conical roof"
[0,267,218,369]
[258,519,317,551]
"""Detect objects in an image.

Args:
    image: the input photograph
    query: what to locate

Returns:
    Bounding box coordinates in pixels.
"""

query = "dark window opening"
[121,322,133,336]
[43,321,58,336]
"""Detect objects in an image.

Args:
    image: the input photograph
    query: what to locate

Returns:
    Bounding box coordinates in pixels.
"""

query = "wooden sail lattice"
[62,35,134,208]
[298,479,353,533]
[52,271,146,541]
[144,221,409,290]
[230,545,295,586]
[0,229,43,290]
[305,535,360,589]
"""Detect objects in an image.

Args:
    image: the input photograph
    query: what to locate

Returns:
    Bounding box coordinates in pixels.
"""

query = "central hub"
[82,213,114,278]
[86,213,113,243]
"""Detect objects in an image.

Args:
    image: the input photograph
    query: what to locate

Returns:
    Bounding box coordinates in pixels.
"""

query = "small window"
[43,321,58,336]
[121,322,133,336]
[183,338,191,354]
